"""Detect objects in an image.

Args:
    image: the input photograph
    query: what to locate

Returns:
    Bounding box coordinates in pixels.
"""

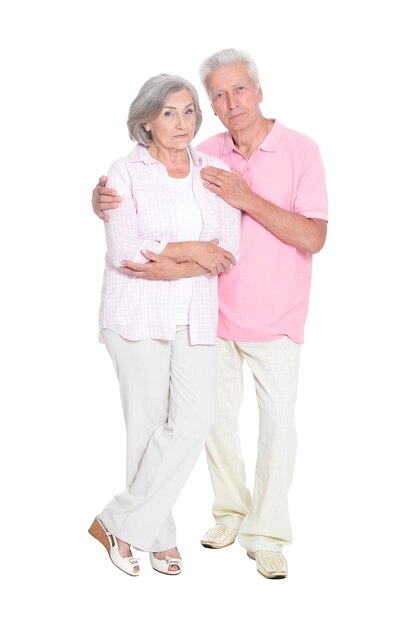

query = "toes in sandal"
[88,517,140,577]
[149,552,182,576]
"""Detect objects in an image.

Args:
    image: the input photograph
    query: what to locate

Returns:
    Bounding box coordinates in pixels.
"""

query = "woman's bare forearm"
[175,260,211,278]
[162,242,198,263]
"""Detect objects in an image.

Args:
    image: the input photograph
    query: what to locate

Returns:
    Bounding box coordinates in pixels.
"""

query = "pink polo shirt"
[197,120,328,344]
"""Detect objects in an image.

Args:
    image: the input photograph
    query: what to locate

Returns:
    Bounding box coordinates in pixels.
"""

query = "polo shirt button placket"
[243,166,252,186]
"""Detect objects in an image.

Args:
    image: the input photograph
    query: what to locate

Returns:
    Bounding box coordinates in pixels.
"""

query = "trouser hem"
[213,514,245,530]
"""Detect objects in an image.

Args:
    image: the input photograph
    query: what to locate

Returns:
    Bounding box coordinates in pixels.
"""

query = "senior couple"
[89,48,328,579]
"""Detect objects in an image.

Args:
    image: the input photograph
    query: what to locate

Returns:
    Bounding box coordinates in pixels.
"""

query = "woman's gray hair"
[127,74,203,145]
[199,48,260,98]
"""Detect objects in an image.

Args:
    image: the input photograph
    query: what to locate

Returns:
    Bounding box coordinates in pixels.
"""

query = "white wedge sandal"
[88,517,140,577]
[149,552,182,576]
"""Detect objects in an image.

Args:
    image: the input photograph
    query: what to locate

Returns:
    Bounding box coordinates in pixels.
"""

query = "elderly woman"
[88,74,240,577]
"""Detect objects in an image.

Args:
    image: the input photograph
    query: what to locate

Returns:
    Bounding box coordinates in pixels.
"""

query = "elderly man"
[92,49,328,579]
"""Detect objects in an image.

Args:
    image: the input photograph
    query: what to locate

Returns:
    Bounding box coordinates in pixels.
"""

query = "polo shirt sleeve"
[104,161,169,268]
[294,146,328,220]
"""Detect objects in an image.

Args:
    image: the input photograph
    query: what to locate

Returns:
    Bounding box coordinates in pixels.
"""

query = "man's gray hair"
[199,48,260,97]
[127,74,203,145]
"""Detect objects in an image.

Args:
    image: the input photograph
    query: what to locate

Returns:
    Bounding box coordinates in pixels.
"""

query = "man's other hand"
[92,176,121,221]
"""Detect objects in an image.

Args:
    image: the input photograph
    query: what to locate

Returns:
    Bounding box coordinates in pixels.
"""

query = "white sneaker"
[200,523,238,549]
[247,550,288,579]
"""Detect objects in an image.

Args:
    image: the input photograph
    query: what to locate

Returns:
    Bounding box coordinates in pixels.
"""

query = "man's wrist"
[243,191,262,214]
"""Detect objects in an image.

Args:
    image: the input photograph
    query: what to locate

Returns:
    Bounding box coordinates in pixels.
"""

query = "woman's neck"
[147,144,190,178]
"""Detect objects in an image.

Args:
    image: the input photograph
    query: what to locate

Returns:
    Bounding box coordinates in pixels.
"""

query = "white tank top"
[168,167,203,324]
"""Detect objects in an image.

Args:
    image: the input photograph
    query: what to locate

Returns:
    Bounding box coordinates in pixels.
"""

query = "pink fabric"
[198,120,328,344]
[99,145,240,345]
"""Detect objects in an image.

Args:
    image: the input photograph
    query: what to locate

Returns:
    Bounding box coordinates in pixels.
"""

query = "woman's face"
[144,89,196,151]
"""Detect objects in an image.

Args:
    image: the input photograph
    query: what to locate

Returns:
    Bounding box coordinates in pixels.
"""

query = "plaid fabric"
[99,144,240,345]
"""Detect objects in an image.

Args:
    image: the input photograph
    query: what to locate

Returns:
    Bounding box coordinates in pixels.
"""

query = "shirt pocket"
[132,183,175,239]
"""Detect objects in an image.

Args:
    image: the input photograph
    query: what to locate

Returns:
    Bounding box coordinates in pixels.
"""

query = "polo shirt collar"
[222,119,285,155]
[129,143,202,166]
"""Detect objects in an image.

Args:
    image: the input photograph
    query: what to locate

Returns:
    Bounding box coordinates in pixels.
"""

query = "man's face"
[206,63,263,133]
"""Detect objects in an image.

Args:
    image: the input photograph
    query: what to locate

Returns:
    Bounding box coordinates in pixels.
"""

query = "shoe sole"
[88,517,139,577]
[247,550,287,579]
[150,565,182,576]
[200,538,236,549]
[149,552,182,575]
[89,517,111,554]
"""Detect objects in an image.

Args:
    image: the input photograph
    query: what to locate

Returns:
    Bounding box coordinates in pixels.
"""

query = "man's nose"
[226,93,238,109]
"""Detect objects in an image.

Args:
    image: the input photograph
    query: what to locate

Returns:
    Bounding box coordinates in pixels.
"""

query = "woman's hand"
[190,240,236,276]
[121,251,182,280]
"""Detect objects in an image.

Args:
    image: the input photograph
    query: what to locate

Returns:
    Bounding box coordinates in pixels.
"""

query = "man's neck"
[230,117,274,158]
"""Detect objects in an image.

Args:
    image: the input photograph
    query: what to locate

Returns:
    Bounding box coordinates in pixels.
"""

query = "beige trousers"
[206,336,301,552]
[100,327,217,552]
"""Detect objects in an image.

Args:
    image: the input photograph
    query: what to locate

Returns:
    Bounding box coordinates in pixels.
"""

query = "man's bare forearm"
[200,166,326,254]
[244,194,327,254]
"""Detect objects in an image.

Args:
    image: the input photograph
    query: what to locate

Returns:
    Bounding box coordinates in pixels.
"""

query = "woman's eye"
[185,109,194,115]
[163,111,174,117]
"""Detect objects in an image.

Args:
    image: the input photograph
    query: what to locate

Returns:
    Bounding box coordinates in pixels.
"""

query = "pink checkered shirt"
[99,144,241,345]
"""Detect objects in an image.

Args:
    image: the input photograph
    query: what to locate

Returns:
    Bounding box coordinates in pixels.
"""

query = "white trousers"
[100,327,217,552]
[206,336,301,552]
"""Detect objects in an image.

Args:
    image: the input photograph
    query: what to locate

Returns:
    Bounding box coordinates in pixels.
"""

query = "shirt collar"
[129,143,202,167]
[222,119,285,155]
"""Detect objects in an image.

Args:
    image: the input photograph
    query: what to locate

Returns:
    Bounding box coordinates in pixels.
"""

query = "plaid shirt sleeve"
[215,193,241,260]
[104,161,169,268]
[205,159,241,260]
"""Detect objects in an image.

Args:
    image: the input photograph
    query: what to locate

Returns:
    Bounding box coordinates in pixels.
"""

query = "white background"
[1,0,416,624]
